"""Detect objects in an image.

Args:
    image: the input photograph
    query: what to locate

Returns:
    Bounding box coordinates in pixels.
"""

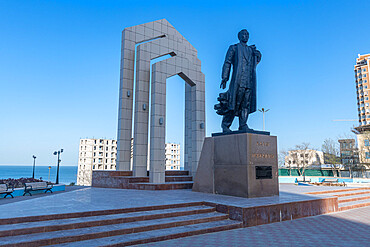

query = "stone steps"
[93,170,193,190]
[49,220,242,247]
[0,202,241,247]
[165,171,189,176]
[165,176,193,182]
[338,195,370,203]
[339,198,370,211]
[0,205,214,237]
[305,187,370,195]
[129,181,193,190]
[0,202,204,225]
[336,189,370,210]
[331,190,370,197]
[307,187,370,212]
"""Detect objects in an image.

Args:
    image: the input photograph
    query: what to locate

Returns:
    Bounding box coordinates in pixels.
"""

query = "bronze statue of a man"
[214,29,261,133]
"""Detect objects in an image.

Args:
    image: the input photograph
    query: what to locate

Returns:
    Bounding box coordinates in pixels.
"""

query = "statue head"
[238,29,249,43]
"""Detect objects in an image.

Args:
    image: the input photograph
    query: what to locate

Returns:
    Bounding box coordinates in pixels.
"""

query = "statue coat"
[221,43,261,116]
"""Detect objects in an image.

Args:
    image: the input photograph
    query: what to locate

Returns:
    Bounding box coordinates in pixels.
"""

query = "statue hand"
[220,79,227,89]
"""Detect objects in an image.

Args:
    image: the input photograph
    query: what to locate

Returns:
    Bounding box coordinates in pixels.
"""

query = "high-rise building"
[165,143,181,170]
[77,139,181,185]
[77,139,117,186]
[355,54,370,126]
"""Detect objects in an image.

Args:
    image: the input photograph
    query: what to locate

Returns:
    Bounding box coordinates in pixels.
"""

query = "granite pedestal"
[193,133,279,198]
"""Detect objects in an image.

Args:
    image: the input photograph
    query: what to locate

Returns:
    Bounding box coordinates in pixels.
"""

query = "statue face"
[238,30,249,43]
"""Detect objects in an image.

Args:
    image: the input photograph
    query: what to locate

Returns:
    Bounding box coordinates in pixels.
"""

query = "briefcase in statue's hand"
[214,91,230,115]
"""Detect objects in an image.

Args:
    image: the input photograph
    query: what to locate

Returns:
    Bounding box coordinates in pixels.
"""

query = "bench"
[0,184,14,198]
[23,182,53,196]
[322,178,346,187]
[295,177,311,183]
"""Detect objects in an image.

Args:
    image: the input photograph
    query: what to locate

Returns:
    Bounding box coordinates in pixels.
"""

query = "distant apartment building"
[355,54,370,126]
[338,139,359,166]
[284,150,324,168]
[77,139,180,185]
[77,138,117,186]
[165,143,180,170]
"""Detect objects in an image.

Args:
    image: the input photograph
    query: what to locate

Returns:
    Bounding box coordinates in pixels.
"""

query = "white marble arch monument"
[117,19,205,183]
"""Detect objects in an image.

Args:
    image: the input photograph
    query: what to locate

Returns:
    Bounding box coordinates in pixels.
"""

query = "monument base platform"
[92,170,193,190]
[193,132,279,198]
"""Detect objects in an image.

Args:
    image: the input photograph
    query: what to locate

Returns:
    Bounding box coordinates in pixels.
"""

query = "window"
[366,152,370,159]
[365,139,370,147]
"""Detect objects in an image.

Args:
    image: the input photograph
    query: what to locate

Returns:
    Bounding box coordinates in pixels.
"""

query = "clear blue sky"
[0,0,369,166]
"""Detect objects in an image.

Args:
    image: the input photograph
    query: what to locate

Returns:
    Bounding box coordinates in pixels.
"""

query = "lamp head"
[61,149,64,153]
[53,151,57,155]
[33,155,36,159]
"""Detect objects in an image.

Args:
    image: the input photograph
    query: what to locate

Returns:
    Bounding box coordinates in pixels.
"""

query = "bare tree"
[287,142,322,181]
[279,149,291,175]
[321,138,342,177]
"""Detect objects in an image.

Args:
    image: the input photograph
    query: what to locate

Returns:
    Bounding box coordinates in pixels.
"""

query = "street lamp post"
[48,166,52,182]
[32,155,36,179]
[258,108,270,131]
[53,149,63,184]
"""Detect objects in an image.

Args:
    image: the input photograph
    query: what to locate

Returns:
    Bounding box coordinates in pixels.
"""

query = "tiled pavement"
[138,206,370,247]
[0,184,344,219]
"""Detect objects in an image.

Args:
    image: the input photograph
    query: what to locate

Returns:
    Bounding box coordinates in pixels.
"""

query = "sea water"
[0,165,77,184]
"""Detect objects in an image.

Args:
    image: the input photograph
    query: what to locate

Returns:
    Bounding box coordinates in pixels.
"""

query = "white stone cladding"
[117,19,206,183]
[165,143,180,170]
[77,138,117,186]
